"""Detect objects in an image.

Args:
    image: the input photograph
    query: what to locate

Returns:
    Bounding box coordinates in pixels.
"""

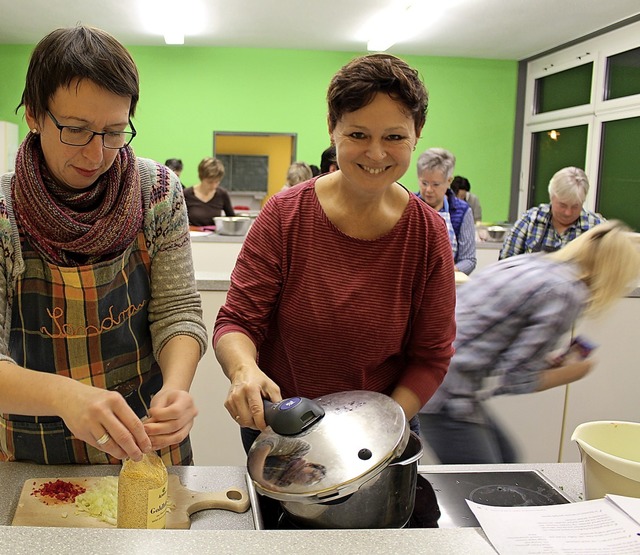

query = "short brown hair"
[198,157,225,181]
[17,26,139,121]
[327,53,428,136]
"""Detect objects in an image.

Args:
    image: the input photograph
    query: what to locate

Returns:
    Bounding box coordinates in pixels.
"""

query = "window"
[605,46,640,100]
[535,63,593,114]
[519,19,640,230]
[597,115,640,230]
[530,125,588,206]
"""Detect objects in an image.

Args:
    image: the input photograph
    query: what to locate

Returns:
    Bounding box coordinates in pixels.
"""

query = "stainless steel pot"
[247,391,423,529]
[281,431,422,528]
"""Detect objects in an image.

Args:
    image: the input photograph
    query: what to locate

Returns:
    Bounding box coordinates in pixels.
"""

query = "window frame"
[518,19,640,221]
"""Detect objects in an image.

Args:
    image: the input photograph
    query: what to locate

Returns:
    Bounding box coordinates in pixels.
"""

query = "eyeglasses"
[46,110,136,149]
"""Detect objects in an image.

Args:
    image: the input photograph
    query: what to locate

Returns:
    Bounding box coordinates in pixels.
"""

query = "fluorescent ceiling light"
[164,32,185,45]
[362,1,448,52]
[138,0,206,44]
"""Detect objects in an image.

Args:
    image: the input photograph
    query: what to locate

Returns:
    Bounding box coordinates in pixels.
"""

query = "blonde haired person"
[184,157,235,227]
[281,161,313,191]
[420,220,640,464]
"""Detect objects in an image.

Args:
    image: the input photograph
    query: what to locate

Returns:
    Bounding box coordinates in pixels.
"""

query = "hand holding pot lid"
[223,358,282,430]
[248,391,412,501]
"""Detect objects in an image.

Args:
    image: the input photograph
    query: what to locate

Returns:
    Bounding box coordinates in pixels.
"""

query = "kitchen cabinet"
[190,235,244,274]
[482,296,640,464]
[475,242,500,272]
[189,287,248,466]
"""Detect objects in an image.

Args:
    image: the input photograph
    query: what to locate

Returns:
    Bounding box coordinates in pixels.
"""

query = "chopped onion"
[74,476,118,525]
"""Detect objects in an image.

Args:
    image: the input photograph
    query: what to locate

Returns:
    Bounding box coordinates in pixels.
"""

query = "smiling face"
[26,78,132,190]
[418,167,451,211]
[330,92,418,194]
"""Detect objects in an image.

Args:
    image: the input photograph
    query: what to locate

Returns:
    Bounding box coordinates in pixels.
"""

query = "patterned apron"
[0,232,192,465]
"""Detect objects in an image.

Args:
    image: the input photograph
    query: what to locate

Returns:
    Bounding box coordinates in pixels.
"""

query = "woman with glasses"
[0,26,207,466]
[499,166,604,259]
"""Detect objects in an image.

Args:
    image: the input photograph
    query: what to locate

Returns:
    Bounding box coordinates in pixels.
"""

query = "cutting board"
[12,475,249,529]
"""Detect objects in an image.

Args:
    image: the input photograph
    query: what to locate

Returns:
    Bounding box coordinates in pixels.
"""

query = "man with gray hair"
[499,167,604,259]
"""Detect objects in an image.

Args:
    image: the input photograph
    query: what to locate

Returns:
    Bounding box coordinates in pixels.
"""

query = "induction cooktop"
[420,470,572,528]
[248,469,572,530]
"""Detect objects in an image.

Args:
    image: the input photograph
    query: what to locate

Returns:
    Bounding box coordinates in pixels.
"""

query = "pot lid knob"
[264,397,325,436]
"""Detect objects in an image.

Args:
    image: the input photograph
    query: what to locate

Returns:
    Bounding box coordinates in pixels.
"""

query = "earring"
[31,128,38,134]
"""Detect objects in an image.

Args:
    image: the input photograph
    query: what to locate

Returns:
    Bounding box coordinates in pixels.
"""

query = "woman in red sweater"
[214,54,456,452]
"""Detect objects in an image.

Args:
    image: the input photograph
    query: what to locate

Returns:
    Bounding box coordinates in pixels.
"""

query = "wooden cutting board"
[12,475,249,529]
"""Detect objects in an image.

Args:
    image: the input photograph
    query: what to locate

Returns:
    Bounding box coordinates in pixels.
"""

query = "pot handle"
[263,397,325,436]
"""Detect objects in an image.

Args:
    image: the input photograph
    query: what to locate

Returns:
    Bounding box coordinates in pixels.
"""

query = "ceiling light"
[138,0,207,45]
[362,1,449,52]
[164,32,185,45]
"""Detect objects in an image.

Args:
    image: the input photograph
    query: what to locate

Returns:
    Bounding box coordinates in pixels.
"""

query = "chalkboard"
[217,154,269,192]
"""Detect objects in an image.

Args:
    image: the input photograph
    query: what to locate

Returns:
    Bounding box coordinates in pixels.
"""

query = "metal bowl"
[214,216,252,236]
[487,225,507,241]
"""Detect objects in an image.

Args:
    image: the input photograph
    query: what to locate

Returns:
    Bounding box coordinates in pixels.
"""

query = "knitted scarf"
[11,132,143,266]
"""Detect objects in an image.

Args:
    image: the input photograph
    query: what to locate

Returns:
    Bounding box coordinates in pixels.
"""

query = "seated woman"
[184,157,235,227]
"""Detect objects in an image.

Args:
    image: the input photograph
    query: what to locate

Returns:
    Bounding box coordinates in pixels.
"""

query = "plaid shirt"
[499,204,604,259]
[421,254,589,424]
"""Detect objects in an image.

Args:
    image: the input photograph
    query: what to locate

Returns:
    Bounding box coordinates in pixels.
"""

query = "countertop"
[0,461,584,554]
[190,233,246,244]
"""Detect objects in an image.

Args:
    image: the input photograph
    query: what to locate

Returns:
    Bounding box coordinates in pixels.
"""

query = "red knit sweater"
[213,179,456,406]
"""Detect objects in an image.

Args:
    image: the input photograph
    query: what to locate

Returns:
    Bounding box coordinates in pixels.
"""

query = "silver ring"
[96,432,111,446]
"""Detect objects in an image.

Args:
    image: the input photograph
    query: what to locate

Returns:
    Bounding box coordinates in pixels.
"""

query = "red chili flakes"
[31,479,86,504]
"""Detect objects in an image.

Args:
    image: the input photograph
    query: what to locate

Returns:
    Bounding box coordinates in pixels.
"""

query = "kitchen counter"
[190,233,246,244]
[0,461,584,554]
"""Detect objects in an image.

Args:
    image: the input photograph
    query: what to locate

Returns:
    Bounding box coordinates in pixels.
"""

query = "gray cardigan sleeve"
[138,158,208,361]
[0,173,22,365]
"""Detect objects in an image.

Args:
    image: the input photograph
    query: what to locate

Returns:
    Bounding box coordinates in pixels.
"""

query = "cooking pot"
[214,216,251,236]
[247,390,423,529]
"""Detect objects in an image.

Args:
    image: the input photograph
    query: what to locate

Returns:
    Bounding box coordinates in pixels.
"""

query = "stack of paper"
[468,494,640,554]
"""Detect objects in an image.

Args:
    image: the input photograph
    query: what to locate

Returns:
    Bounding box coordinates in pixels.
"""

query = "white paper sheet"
[467,496,640,554]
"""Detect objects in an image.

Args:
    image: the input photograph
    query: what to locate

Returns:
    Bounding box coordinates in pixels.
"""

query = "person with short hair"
[451,175,482,222]
[499,166,604,259]
[416,148,477,275]
[281,161,313,191]
[164,158,183,177]
[165,158,184,188]
[319,145,338,174]
[0,26,207,465]
[214,53,456,454]
[421,220,640,464]
[184,157,235,227]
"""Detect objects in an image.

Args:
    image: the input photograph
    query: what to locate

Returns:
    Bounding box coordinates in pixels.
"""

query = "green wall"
[0,44,517,223]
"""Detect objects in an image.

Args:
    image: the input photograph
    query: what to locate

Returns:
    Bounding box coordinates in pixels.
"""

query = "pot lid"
[247,390,409,502]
